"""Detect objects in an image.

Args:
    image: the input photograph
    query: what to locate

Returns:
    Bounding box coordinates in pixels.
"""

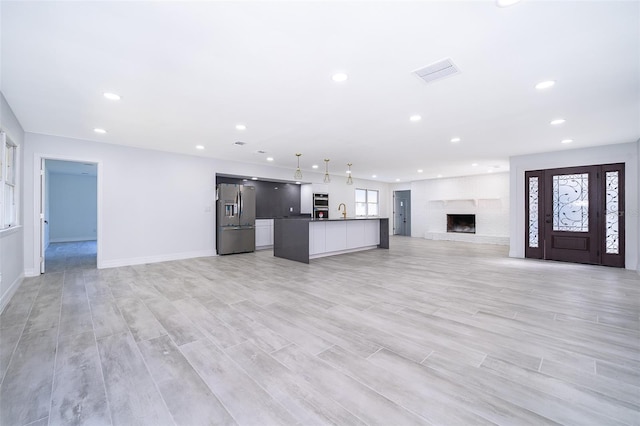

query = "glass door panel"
[552,173,589,232]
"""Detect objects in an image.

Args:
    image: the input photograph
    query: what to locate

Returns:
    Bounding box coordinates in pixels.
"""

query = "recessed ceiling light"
[103,92,121,101]
[472,163,478,167]
[437,174,443,178]
[395,179,401,182]
[242,179,248,182]
[561,139,574,144]
[266,157,274,162]
[93,128,107,134]
[535,80,556,90]
[372,175,377,178]
[312,164,319,169]
[236,124,246,131]
[450,137,461,143]
[550,118,566,125]
[487,169,494,173]
[295,181,301,185]
[332,73,348,82]
[195,145,205,150]
[496,0,522,7]
[251,177,258,180]
[410,115,422,122]
[417,169,423,173]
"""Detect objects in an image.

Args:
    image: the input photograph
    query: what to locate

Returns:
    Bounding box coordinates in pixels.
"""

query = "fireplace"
[447,214,476,234]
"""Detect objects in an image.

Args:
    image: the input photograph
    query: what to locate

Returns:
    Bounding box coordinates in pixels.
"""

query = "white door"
[39,158,46,273]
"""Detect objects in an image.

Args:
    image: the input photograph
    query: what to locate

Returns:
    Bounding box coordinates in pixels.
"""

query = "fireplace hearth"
[447,214,476,234]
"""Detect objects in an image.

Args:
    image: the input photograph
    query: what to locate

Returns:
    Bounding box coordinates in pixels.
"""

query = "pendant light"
[323,159,331,183]
[346,163,353,185]
[294,153,303,179]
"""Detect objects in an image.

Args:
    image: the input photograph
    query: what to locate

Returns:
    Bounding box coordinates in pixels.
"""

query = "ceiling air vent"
[413,58,460,84]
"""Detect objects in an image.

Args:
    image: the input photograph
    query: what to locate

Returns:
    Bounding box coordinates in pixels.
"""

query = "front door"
[525,163,624,267]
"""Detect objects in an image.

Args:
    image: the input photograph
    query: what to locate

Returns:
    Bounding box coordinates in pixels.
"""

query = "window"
[1,132,18,229]
[355,188,379,217]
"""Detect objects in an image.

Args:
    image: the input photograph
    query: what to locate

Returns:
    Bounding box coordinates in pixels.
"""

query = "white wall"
[509,141,639,271]
[0,92,25,312]
[23,133,391,274]
[410,172,510,245]
[48,173,97,242]
[326,178,389,220]
[23,133,218,273]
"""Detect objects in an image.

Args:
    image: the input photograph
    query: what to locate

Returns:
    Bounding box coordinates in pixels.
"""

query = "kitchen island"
[273,217,389,264]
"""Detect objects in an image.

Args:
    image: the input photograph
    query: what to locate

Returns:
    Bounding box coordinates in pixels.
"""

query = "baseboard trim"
[24,269,40,278]
[309,245,379,259]
[424,233,510,246]
[0,273,25,314]
[50,237,97,243]
[99,250,217,269]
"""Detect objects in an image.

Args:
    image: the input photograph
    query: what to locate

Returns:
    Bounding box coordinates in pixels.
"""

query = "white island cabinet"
[255,219,274,249]
[309,220,381,257]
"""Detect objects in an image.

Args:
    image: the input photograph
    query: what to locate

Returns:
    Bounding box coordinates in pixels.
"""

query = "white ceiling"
[2,1,639,182]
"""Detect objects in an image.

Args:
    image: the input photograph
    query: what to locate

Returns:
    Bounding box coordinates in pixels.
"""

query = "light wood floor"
[1,237,638,425]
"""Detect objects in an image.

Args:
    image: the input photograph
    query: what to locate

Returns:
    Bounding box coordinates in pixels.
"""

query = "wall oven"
[313,193,329,218]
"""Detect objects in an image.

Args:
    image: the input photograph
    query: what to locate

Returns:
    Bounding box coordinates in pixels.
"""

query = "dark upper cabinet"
[216,176,301,218]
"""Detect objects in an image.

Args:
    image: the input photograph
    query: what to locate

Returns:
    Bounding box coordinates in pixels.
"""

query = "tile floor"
[0,238,638,425]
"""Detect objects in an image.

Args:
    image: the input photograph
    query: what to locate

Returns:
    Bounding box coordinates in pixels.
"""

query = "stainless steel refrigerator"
[216,184,256,255]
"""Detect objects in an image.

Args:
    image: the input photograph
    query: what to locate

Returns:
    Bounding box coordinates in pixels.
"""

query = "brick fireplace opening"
[447,214,476,234]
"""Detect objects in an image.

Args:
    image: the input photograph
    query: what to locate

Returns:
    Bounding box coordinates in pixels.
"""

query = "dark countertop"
[257,215,312,220]
[273,217,387,222]
[310,217,387,221]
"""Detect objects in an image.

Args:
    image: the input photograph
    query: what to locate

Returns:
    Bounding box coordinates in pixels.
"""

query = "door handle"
[44,220,48,224]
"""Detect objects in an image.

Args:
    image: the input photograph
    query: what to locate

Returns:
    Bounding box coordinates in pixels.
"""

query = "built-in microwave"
[313,193,329,207]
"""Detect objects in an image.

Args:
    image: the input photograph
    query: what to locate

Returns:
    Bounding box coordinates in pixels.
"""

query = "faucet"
[338,203,347,219]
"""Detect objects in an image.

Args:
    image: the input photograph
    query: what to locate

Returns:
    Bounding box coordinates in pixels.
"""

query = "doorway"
[41,159,98,273]
[525,163,624,267]
[394,190,411,236]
